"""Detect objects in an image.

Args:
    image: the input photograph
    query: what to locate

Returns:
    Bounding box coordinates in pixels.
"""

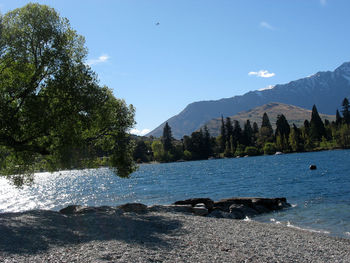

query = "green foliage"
[0,4,136,185]
[234,144,245,157]
[151,140,164,162]
[133,140,150,163]
[244,146,259,156]
[288,125,303,152]
[336,124,350,147]
[183,150,192,161]
[184,129,213,160]
[263,142,276,155]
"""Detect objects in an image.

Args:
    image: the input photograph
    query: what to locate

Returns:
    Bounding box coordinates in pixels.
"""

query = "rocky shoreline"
[60,197,291,220]
[1,197,350,262]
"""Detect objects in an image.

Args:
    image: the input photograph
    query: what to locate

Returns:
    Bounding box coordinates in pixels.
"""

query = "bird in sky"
[155,22,160,26]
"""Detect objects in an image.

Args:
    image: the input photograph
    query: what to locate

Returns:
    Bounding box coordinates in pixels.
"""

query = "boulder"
[147,204,193,214]
[229,204,259,218]
[193,203,208,216]
[251,198,289,211]
[214,197,253,212]
[117,203,148,214]
[174,198,214,211]
[207,209,237,219]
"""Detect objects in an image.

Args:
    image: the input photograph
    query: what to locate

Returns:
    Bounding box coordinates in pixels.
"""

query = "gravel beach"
[0,209,349,263]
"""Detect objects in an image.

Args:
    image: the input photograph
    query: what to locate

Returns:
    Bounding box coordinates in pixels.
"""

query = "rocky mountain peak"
[335,61,350,76]
[147,61,350,139]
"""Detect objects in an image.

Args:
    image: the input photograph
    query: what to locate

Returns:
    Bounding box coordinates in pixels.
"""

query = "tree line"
[133,98,350,163]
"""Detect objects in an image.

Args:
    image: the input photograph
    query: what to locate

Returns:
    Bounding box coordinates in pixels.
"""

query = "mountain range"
[202,102,336,137]
[147,62,350,139]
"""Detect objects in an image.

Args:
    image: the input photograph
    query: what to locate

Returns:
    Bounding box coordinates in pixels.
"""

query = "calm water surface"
[1,149,349,238]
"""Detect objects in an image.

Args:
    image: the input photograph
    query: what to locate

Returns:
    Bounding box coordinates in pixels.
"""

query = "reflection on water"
[1,149,350,238]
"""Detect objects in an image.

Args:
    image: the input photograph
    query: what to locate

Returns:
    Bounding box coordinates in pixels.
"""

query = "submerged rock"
[309,164,317,170]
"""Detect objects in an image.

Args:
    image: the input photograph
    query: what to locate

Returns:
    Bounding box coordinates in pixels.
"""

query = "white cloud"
[248,70,275,78]
[87,54,110,66]
[130,128,151,136]
[320,0,326,6]
[260,21,275,30]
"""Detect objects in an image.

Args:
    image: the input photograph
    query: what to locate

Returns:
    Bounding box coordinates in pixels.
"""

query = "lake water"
[1,149,350,238]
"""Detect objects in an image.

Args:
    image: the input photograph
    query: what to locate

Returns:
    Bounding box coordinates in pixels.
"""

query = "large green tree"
[0,4,136,185]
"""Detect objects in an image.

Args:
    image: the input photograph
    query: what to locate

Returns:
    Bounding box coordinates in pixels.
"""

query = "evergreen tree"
[220,115,226,152]
[261,113,273,135]
[310,105,326,141]
[252,122,259,134]
[275,114,290,151]
[225,117,234,139]
[242,120,253,146]
[342,98,350,124]
[275,114,290,138]
[336,109,342,126]
[203,126,213,158]
[258,113,274,145]
[252,122,259,145]
[232,120,242,147]
[162,122,174,152]
[302,120,314,150]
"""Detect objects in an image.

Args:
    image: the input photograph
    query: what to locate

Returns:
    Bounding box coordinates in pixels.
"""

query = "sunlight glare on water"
[0,150,350,238]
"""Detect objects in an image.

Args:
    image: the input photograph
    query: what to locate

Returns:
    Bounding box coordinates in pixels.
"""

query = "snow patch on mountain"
[258,85,275,91]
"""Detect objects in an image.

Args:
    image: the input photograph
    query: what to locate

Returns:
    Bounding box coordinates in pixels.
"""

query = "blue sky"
[1,0,350,135]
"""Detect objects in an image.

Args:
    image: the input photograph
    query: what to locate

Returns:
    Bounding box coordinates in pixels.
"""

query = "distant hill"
[202,102,336,137]
[147,62,350,139]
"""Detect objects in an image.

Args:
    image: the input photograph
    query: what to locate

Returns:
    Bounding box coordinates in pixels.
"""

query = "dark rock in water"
[59,196,291,221]
[229,204,259,218]
[214,197,289,212]
[117,203,148,214]
[208,197,291,219]
[174,198,214,211]
[148,204,193,213]
[309,164,317,170]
